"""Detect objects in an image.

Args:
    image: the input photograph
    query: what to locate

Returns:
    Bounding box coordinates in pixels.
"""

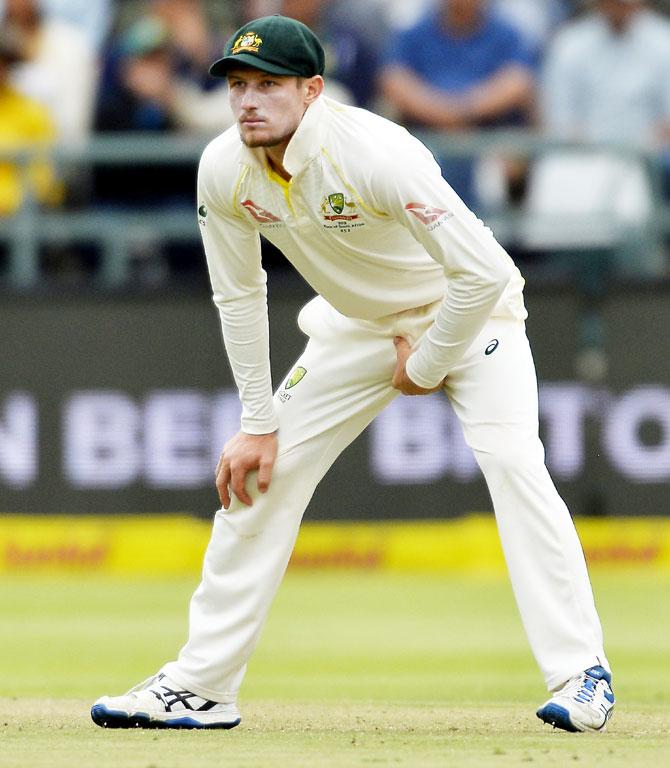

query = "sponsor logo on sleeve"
[405,202,454,231]
[241,199,282,225]
[198,202,208,226]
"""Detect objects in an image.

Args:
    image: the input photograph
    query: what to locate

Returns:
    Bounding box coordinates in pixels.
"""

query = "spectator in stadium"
[40,0,113,53]
[97,6,234,138]
[2,0,97,145]
[530,0,670,377]
[96,16,181,134]
[93,16,196,209]
[93,8,234,279]
[0,26,60,217]
[149,0,235,134]
[541,0,670,197]
[379,0,535,209]
[151,0,219,83]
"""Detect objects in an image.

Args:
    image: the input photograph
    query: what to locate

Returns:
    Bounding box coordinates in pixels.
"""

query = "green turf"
[1,570,669,767]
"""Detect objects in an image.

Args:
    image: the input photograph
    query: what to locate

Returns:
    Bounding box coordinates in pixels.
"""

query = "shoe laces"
[125,671,165,696]
[564,673,601,705]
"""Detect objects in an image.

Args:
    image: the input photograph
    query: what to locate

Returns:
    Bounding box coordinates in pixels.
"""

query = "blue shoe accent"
[91,703,137,729]
[158,715,241,730]
[584,666,612,685]
[536,702,579,732]
[90,703,240,730]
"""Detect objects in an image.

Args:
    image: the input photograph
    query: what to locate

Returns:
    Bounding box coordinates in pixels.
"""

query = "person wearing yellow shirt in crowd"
[0,28,60,217]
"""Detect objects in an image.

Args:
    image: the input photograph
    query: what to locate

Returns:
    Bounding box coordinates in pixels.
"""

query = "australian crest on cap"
[232,31,263,54]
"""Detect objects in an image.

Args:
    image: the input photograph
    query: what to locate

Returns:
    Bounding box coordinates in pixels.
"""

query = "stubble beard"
[238,123,297,149]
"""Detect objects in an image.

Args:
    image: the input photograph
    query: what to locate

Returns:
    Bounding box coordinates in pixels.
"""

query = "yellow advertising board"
[1,515,669,575]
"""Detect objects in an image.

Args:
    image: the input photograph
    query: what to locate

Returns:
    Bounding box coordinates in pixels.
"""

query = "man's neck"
[442,8,482,36]
[265,147,292,181]
[261,103,314,181]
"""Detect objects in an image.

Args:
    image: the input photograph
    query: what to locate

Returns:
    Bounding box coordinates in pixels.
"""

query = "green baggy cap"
[209,15,325,79]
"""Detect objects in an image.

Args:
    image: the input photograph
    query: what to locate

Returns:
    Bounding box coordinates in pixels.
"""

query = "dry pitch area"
[2,698,669,768]
[1,570,669,767]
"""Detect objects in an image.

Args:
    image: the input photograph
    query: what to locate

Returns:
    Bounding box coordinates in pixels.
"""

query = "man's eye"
[262,80,276,87]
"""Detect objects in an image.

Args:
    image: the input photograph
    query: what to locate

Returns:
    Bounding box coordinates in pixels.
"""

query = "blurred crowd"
[2,0,670,282]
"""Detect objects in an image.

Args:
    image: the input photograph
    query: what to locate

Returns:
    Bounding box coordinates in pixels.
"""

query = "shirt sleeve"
[198,146,278,434]
[369,136,516,388]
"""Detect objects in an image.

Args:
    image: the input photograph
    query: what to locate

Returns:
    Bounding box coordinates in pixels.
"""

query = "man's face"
[598,0,644,28]
[6,0,40,25]
[227,67,313,149]
[280,0,322,25]
[443,0,484,30]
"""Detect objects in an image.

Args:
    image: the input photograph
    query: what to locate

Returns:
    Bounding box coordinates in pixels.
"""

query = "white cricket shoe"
[91,672,241,729]
[536,665,615,733]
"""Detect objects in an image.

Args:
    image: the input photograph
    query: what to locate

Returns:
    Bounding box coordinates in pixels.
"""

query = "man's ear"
[304,75,325,104]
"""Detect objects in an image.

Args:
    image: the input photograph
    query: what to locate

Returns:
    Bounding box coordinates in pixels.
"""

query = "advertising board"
[1,286,668,517]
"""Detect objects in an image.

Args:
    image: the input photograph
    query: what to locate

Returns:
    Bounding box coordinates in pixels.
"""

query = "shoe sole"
[536,702,612,733]
[536,703,581,732]
[91,703,241,730]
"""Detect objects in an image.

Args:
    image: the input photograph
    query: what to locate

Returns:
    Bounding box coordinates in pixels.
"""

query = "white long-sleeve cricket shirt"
[198,96,526,434]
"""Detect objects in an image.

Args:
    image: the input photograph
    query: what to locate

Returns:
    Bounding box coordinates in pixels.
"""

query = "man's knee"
[473,438,546,477]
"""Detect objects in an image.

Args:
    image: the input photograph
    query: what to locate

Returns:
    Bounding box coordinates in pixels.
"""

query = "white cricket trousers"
[163,296,609,702]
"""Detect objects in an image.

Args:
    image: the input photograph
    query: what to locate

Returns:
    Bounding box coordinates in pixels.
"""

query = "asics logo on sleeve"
[485,339,499,355]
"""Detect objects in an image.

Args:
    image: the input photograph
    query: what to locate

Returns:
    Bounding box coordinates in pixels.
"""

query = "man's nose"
[240,88,258,109]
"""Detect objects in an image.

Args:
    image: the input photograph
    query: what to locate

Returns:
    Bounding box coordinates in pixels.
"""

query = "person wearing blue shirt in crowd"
[380,0,534,209]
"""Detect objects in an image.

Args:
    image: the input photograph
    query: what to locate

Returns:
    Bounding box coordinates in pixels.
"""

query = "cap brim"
[209,53,300,78]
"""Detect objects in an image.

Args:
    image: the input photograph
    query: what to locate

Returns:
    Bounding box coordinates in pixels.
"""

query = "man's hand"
[215,431,278,509]
[392,337,445,396]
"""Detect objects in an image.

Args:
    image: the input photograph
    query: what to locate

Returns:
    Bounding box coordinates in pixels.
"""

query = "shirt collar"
[282,95,329,177]
[240,95,330,177]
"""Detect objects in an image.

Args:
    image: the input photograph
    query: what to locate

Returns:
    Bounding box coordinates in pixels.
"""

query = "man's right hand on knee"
[216,431,278,509]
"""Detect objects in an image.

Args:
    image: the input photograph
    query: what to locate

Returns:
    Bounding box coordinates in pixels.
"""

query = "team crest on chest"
[319,192,365,231]
[327,193,345,215]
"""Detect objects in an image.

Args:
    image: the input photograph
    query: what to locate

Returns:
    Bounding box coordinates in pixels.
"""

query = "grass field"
[1,570,669,767]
